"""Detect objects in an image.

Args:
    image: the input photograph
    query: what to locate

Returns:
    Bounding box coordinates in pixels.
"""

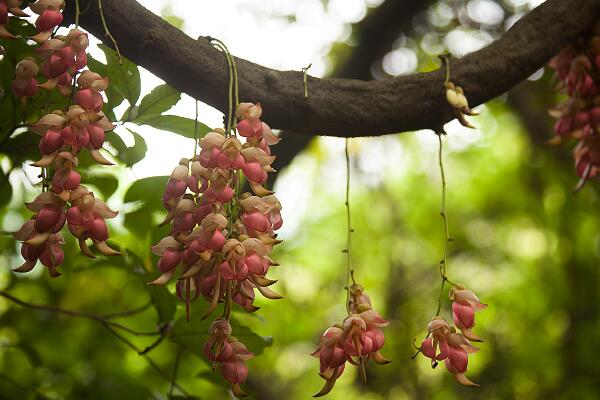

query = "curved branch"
[271,0,436,185]
[68,0,600,137]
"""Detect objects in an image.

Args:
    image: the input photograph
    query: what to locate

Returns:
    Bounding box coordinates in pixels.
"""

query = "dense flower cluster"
[10,2,119,276]
[549,23,600,187]
[151,102,282,396]
[312,282,390,397]
[420,285,486,386]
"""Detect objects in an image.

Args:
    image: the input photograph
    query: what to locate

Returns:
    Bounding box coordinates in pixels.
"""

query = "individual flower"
[12,192,67,277]
[66,186,120,257]
[449,284,487,342]
[445,81,478,128]
[74,71,109,112]
[11,58,39,101]
[30,0,64,43]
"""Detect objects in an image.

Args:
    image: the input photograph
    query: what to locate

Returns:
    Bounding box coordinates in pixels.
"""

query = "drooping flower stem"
[75,0,80,28]
[193,100,199,157]
[210,38,239,136]
[434,132,452,317]
[97,0,122,64]
[209,37,242,317]
[344,138,354,314]
[302,63,312,99]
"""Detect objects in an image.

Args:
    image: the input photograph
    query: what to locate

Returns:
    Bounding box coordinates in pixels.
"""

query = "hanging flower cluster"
[10,2,119,277]
[416,74,486,387]
[151,101,283,397]
[420,285,486,386]
[311,137,390,397]
[204,318,254,398]
[312,282,390,396]
[548,24,600,188]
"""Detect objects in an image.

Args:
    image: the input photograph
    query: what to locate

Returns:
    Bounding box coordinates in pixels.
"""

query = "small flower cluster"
[445,81,478,128]
[151,102,282,397]
[10,4,119,276]
[420,285,486,386]
[548,23,600,186]
[204,318,254,398]
[312,282,390,397]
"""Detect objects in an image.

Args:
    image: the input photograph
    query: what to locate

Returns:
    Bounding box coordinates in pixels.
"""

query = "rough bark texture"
[271,0,436,184]
[68,0,600,137]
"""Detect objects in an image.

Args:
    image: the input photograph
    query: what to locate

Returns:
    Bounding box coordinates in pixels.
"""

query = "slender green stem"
[75,0,80,27]
[193,100,199,157]
[0,290,190,396]
[434,133,453,317]
[101,324,191,397]
[344,138,354,314]
[102,302,152,319]
[0,290,161,337]
[210,39,238,135]
[302,63,312,99]
[98,0,122,64]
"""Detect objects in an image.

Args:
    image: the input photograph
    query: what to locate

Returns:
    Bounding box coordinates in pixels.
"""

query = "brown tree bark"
[67,0,600,137]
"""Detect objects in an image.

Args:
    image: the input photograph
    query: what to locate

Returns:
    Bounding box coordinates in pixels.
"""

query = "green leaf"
[88,174,119,199]
[119,128,148,167]
[123,176,168,236]
[97,44,141,107]
[145,285,177,325]
[105,131,128,154]
[124,175,168,207]
[136,114,212,139]
[132,84,181,123]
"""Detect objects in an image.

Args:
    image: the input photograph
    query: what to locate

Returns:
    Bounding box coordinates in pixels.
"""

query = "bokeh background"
[2,0,600,399]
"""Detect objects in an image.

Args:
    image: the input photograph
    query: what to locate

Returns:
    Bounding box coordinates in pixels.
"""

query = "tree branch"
[67,0,600,137]
[271,0,436,185]
[0,290,160,336]
[0,290,191,397]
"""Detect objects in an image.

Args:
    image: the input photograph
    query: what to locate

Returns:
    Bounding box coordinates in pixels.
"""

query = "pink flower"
[11,58,39,99]
[313,283,390,396]
[449,284,487,342]
[421,317,479,387]
[75,71,108,112]
[66,186,119,257]
[235,102,263,138]
[30,0,64,43]
[204,318,254,398]
[13,211,65,278]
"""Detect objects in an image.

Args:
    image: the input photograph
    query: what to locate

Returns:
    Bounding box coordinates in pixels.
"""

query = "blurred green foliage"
[1,1,600,400]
